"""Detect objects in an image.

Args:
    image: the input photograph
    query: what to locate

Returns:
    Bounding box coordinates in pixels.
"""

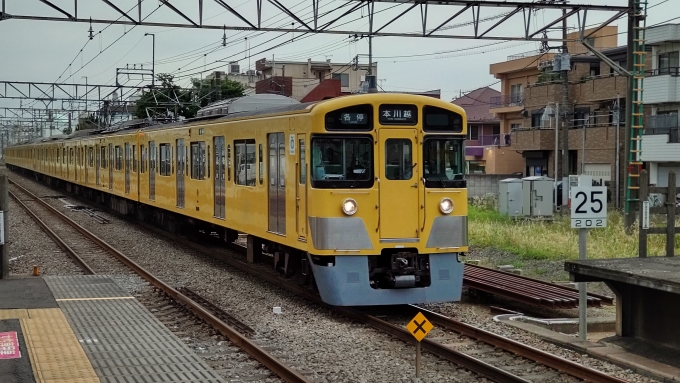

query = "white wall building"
[641,24,680,195]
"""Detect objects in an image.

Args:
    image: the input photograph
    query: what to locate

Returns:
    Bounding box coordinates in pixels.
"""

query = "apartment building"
[641,24,680,198]
[453,87,523,174]
[255,57,377,101]
[489,26,641,203]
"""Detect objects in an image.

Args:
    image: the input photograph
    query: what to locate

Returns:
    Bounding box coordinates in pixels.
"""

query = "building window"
[511,123,522,131]
[510,84,522,104]
[190,141,207,180]
[590,62,601,77]
[492,125,500,135]
[573,107,590,128]
[332,73,349,87]
[659,51,679,75]
[234,139,256,186]
[531,109,543,128]
[467,160,486,174]
[468,126,479,140]
[159,143,172,176]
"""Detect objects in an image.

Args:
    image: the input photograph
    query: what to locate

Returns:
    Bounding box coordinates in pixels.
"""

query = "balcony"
[466,134,511,147]
[489,94,523,113]
[645,67,680,104]
[645,114,680,143]
[509,127,556,151]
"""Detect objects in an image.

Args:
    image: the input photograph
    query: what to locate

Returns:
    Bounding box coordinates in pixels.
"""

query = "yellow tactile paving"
[0,309,30,319]
[0,308,103,383]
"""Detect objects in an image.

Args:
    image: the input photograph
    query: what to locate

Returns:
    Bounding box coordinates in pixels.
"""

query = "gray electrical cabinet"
[499,178,523,217]
[522,176,554,217]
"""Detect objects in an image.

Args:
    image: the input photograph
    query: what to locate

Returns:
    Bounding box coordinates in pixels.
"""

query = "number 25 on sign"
[570,186,607,228]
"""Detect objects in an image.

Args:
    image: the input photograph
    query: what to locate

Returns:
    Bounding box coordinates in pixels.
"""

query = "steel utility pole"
[561,5,570,200]
[145,33,156,87]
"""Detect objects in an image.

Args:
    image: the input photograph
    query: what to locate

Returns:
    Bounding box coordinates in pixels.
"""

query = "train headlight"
[439,198,454,214]
[342,198,358,216]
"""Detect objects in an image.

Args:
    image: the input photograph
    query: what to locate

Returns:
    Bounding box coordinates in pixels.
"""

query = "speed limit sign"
[570,186,607,228]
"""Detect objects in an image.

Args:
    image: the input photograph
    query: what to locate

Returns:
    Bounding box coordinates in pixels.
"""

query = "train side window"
[299,139,306,184]
[100,146,107,168]
[190,141,206,180]
[62,148,66,164]
[88,147,94,167]
[159,144,171,176]
[140,145,146,173]
[69,148,74,164]
[259,143,263,185]
[234,139,255,186]
[115,146,122,171]
[207,145,210,179]
[227,145,231,181]
[132,145,138,172]
[57,149,60,163]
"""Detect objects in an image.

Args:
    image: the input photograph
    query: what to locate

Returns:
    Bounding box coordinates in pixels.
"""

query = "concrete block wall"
[467,174,516,197]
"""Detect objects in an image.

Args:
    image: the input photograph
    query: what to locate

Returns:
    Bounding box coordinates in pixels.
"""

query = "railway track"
[10,175,630,383]
[138,231,630,383]
[8,179,311,383]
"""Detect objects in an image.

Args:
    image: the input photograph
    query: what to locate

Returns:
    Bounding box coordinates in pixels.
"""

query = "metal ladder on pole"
[625,0,648,217]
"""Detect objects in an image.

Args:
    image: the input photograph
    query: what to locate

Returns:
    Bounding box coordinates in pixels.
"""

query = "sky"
[0,0,677,122]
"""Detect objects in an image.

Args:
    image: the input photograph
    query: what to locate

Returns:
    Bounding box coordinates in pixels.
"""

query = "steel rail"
[6,173,627,383]
[408,305,630,383]
[8,187,96,275]
[7,179,311,383]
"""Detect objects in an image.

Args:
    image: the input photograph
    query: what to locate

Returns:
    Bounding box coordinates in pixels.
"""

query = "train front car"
[305,94,468,306]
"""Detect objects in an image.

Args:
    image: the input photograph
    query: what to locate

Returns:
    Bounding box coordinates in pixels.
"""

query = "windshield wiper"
[436,173,446,188]
[350,168,366,188]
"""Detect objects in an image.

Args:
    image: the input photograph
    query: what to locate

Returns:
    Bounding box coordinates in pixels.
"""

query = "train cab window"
[234,139,256,186]
[385,139,413,180]
[422,137,465,188]
[100,146,107,168]
[140,145,147,173]
[159,144,171,176]
[310,136,373,188]
[115,146,123,170]
[190,141,206,180]
[423,106,463,132]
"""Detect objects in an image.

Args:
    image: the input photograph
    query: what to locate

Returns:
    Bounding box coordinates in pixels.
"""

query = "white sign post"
[570,182,607,341]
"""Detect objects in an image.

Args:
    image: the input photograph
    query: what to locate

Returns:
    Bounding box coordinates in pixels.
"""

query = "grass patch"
[468,205,680,260]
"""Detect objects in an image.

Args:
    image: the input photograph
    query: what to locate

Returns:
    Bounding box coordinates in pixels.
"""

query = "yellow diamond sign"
[406,312,433,342]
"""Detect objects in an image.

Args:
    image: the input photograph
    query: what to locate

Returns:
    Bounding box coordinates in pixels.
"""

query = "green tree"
[190,76,245,108]
[133,73,245,120]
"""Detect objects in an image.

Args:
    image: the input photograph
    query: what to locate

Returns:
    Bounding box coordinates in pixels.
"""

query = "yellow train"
[6,93,469,306]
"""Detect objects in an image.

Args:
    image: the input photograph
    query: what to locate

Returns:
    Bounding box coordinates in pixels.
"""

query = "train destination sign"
[379,104,417,125]
[407,312,433,342]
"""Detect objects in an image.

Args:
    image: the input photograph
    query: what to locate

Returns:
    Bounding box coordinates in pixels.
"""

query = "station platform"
[0,275,226,383]
[566,257,680,374]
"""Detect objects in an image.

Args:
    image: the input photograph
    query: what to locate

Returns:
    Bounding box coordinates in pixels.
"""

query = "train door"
[149,141,156,200]
[268,133,286,234]
[176,139,185,208]
[125,142,131,194]
[296,134,307,240]
[378,129,419,240]
[213,136,225,219]
[96,146,100,186]
[108,144,113,190]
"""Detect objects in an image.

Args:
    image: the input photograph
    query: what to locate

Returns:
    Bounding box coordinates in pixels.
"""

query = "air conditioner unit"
[229,62,240,74]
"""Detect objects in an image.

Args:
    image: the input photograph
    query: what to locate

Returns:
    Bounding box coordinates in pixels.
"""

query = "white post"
[579,228,587,340]
[554,103,559,209]
[415,341,421,383]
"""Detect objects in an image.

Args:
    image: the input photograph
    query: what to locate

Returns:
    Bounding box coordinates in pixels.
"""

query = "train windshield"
[422,137,465,188]
[311,136,373,188]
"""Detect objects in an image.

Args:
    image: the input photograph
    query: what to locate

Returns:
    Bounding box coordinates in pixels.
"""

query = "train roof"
[8,94,466,147]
